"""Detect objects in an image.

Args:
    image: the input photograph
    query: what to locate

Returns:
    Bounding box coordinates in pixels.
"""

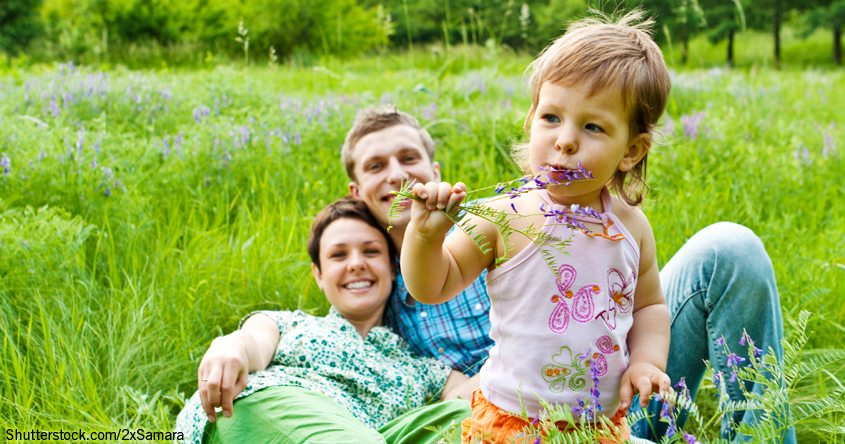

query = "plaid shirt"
[385,257,494,376]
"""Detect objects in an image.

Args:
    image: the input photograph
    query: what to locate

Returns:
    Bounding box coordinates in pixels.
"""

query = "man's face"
[348,124,440,231]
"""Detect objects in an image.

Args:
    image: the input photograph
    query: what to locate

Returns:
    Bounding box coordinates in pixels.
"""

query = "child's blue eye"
[543,114,560,123]
[585,123,603,132]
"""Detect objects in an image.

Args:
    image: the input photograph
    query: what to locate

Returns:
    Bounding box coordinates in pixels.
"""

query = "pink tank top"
[480,187,640,418]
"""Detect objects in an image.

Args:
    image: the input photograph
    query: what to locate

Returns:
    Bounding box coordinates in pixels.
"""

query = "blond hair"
[515,9,671,206]
[341,106,436,181]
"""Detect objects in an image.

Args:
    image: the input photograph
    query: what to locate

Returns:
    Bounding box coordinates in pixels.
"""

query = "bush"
[0,0,44,55]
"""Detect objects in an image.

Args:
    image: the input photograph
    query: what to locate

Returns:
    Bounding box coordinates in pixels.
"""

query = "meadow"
[0,41,844,442]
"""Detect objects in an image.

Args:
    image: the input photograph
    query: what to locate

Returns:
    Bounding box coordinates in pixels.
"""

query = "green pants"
[205,386,470,444]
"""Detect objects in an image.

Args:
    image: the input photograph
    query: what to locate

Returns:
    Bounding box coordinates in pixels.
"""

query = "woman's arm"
[198,313,280,422]
[441,372,480,401]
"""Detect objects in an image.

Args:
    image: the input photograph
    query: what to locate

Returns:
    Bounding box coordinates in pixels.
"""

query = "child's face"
[528,81,645,203]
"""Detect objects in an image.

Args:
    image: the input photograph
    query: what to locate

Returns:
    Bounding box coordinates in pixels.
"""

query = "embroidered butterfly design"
[595,268,636,330]
[541,346,590,393]
[549,264,599,334]
[588,335,622,377]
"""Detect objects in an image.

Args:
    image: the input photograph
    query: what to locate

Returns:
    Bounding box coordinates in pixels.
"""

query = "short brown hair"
[341,106,436,181]
[516,9,672,206]
[307,196,397,272]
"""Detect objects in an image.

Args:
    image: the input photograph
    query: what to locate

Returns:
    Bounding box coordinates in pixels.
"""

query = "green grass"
[0,46,843,442]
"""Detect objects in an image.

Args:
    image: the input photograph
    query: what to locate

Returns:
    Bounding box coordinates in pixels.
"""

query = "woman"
[176,198,471,444]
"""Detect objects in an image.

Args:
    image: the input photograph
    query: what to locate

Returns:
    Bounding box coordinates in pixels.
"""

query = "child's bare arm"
[401,181,497,304]
[619,211,671,409]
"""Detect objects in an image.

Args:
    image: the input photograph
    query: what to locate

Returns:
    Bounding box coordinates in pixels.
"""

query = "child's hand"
[619,362,672,409]
[410,181,467,236]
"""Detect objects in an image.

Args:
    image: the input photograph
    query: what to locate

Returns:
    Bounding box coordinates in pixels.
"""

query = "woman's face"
[311,218,394,323]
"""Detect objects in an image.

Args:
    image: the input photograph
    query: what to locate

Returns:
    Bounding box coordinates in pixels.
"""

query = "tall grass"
[0,49,843,442]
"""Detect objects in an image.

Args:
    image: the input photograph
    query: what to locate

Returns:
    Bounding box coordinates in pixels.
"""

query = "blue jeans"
[628,222,796,443]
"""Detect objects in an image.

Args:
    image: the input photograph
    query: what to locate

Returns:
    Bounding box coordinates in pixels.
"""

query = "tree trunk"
[835,26,842,67]
[774,0,781,67]
[727,28,734,66]
[682,37,688,65]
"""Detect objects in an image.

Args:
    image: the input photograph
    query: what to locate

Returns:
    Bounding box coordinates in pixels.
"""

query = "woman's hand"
[442,372,479,401]
[196,313,280,423]
[198,332,251,423]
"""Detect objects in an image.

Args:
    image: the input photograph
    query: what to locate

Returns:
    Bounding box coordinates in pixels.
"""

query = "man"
[343,109,492,385]
[342,106,795,443]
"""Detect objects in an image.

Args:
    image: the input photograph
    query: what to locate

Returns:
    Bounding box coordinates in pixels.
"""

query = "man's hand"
[410,181,466,237]
[619,362,672,409]
[198,332,251,423]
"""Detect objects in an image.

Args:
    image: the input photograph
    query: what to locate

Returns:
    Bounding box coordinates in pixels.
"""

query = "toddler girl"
[401,11,673,444]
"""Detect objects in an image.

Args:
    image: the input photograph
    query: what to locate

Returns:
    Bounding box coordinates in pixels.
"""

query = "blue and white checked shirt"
[384,259,494,376]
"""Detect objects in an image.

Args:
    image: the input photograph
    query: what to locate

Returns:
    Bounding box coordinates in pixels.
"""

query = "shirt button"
[474,303,483,311]
[438,347,445,354]
[420,311,427,318]
[366,397,372,404]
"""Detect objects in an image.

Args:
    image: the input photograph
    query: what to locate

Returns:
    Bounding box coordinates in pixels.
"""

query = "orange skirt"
[461,389,630,444]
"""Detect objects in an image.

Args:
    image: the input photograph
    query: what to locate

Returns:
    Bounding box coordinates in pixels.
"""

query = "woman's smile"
[312,218,395,324]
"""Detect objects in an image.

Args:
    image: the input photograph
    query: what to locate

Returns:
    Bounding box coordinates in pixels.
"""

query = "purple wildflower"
[740,331,755,347]
[511,203,518,213]
[294,132,301,145]
[729,369,739,383]
[726,353,746,368]
[753,345,763,358]
[680,111,705,138]
[0,152,10,175]
[675,377,690,401]
[571,398,589,419]
[716,337,725,347]
[682,431,701,444]
[713,372,722,396]
[667,419,677,438]
[659,392,676,437]
[50,95,59,117]
[823,133,836,158]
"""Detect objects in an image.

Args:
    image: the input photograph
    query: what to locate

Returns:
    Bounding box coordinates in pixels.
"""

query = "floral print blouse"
[175,307,452,443]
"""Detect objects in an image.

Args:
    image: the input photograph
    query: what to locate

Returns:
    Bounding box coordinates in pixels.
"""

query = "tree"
[0,0,43,55]
[744,0,806,67]
[700,0,746,65]
[648,0,707,64]
[804,0,845,66]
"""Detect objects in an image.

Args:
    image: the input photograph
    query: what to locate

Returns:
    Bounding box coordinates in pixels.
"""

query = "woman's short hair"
[307,196,397,272]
